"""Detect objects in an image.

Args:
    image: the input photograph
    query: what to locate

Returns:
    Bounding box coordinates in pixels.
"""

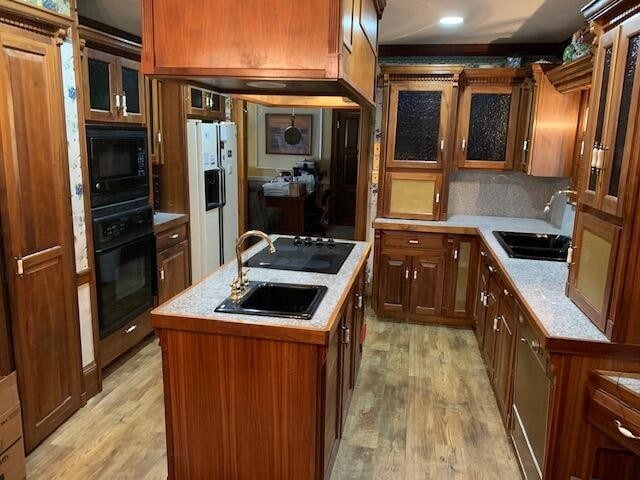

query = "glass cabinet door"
[568,212,620,333]
[456,85,519,170]
[85,48,118,122]
[601,19,640,216]
[448,236,478,318]
[582,28,618,208]
[118,57,146,124]
[383,171,442,220]
[385,82,451,169]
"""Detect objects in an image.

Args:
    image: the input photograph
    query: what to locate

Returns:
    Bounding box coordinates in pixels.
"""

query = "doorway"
[329,109,360,239]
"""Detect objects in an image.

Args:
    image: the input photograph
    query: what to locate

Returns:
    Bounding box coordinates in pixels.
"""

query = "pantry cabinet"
[455,80,520,170]
[82,47,146,124]
[581,15,640,217]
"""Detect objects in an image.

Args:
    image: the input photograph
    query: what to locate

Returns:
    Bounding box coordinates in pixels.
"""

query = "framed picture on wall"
[265,113,313,155]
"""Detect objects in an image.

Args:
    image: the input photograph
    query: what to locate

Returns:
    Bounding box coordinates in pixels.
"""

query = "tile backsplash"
[448,171,569,220]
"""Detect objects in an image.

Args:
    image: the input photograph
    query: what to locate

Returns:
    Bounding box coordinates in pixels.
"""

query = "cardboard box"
[0,374,22,455]
[0,438,26,480]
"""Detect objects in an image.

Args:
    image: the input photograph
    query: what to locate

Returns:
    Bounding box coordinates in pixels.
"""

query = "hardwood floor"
[26,312,521,479]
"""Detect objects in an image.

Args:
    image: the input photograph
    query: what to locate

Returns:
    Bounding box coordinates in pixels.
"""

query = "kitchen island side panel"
[159,328,319,479]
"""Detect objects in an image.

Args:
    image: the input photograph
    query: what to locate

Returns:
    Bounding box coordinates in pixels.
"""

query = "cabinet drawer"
[157,224,188,251]
[99,310,153,367]
[382,232,445,250]
[588,388,640,456]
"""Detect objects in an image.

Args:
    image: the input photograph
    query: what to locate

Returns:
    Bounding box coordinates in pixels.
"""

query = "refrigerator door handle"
[220,166,227,208]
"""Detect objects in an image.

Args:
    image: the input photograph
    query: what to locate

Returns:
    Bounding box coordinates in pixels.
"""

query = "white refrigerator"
[187,120,239,282]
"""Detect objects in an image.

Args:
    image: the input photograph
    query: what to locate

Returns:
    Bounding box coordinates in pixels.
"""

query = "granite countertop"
[154,235,371,331]
[605,374,640,395]
[154,212,188,227]
[374,215,609,343]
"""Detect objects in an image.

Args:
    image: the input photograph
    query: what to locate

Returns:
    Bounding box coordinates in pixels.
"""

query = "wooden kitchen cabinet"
[481,273,503,373]
[377,252,411,314]
[581,15,640,217]
[456,80,520,170]
[568,211,620,334]
[82,47,146,124]
[445,236,478,319]
[339,294,355,431]
[184,85,224,120]
[492,292,517,424]
[157,241,190,305]
[0,22,83,451]
[474,250,492,347]
[383,171,443,220]
[410,252,446,317]
[514,64,582,177]
[141,0,384,106]
[385,81,453,169]
[149,79,164,165]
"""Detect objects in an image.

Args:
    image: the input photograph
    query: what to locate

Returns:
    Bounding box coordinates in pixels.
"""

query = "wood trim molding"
[0,0,74,30]
[354,107,372,241]
[373,0,386,18]
[379,42,565,58]
[77,23,142,60]
[78,15,141,45]
[582,0,640,25]
[546,54,594,93]
[81,361,100,404]
[230,98,248,235]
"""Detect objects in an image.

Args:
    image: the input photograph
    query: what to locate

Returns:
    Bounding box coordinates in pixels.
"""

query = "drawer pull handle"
[615,420,640,440]
[405,268,409,280]
[408,240,419,245]
[488,265,496,274]
[124,325,137,335]
[170,234,180,240]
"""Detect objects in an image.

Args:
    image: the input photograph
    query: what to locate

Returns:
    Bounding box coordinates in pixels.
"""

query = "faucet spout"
[231,230,276,302]
[544,189,577,216]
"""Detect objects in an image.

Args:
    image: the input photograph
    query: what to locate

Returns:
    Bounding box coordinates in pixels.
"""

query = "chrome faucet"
[544,190,577,216]
[230,230,276,302]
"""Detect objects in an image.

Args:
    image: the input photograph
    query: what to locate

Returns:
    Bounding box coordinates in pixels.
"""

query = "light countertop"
[374,215,608,343]
[154,212,188,227]
[153,236,371,332]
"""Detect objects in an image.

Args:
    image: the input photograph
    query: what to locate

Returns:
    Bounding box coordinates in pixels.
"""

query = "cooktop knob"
[304,236,313,246]
[315,237,324,246]
[327,238,335,248]
[293,236,302,246]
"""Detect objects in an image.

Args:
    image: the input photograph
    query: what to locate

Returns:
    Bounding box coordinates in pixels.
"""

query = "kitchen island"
[151,236,370,480]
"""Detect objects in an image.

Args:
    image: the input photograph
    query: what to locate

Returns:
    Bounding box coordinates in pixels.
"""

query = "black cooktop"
[245,237,355,274]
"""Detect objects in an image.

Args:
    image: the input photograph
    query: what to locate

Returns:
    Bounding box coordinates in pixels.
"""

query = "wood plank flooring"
[26,312,521,479]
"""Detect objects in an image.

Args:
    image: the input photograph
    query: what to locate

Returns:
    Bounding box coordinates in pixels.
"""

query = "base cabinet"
[157,241,190,305]
[374,231,473,326]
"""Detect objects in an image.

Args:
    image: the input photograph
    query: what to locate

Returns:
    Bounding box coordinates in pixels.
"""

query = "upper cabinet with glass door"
[582,15,640,217]
[385,81,453,170]
[82,47,146,125]
[455,72,521,170]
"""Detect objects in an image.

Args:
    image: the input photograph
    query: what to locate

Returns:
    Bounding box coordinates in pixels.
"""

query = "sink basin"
[215,282,328,320]
[493,231,571,262]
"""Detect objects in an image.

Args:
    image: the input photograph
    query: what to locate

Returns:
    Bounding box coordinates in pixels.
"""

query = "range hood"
[141,0,386,106]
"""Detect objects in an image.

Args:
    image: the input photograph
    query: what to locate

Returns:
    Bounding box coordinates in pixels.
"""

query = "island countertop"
[374,215,609,345]
[151,235,371,344]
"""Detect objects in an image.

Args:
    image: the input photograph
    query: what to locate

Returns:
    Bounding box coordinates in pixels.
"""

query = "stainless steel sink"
[215,282,328,320]
[493,231,571,262]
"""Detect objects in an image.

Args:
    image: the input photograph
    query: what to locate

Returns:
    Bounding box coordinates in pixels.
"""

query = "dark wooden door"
[482,275,502,375]
[493,293,516,424]
[331,110,360,226]
[0,25,83,451]
[378,252,410,314]
[352,270,365,384]
[158,241,190,305]
[410,252,445,317]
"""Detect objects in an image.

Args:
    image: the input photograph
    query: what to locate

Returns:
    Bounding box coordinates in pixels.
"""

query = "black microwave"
[87,126,149,208]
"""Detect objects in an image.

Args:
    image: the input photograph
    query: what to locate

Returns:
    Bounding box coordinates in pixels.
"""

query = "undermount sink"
[215,282,328,320]
[493,231,571,262]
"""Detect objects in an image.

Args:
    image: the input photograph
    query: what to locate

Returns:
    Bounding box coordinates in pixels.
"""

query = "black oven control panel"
[93,205,153,250]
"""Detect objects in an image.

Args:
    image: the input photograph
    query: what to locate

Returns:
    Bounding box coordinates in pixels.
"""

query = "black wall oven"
[87,126,148,208]
[93,203,155,339]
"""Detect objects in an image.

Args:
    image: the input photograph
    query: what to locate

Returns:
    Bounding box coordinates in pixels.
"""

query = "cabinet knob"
[615,420,640,440]
[408,239,419,245]
[405,268,409,280]
[461,138,466,151]
[160,268,165,282]
[170,234,180,240]
[413,269,418,281]
[124,324,137,335]
[453,248,459,260]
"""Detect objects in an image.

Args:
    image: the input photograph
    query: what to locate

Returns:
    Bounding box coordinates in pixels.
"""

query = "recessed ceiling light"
[440,16,464,26]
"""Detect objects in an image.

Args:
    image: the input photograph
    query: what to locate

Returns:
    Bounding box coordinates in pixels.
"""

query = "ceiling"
[78,0,587,45]
[380,0,588,45]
